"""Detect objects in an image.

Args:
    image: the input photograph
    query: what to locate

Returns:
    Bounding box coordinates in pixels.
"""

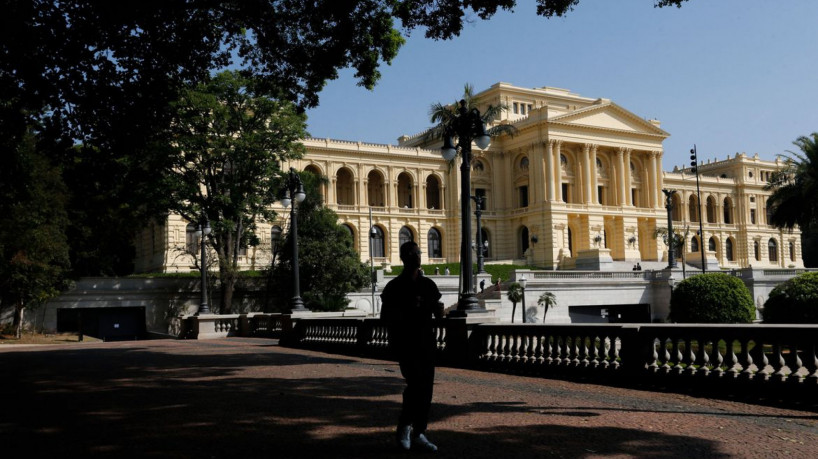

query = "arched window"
[426,175,441,209]
[726,238,734,261]
[370,226,385,258]
[688,195,700,222]
[520,226,529,258]
[399,226,414,247]
[706,196,717,223]
[427,228,442,258]
[708,237,717,252]
[768,238,778,262]
[398,172,413,208]
[367,170,385,207]
[691,236,699,253]
[723,197,733,224]
[186,223,200,255]
[519,156,529,171]
[473,160,485,172]
[336,168,355,205]
[671,194,683,221]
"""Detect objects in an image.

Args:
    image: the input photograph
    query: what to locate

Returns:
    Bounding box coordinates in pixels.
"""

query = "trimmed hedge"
[670,273,755,323]
[763,272,818,323]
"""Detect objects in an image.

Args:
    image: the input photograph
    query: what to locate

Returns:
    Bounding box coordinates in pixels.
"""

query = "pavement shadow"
[1,341,732,458]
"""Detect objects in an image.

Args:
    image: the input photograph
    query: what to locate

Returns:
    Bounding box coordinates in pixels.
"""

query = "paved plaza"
[2,338,817,458]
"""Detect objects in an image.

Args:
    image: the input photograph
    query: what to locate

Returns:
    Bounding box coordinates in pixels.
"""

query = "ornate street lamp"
[471,194,487,274]
[369,223,378,316]
[195,218,212,315]
[280,168,308,312]
[662,189,678,269]
[441,100,491,314]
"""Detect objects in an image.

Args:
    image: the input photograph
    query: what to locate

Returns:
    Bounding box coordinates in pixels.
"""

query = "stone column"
[583,144,592,204]
[624,149,633,206]
[555,141,563,202]
[546,140,555,201]
[617,148,626,206]
[590,145,599,204]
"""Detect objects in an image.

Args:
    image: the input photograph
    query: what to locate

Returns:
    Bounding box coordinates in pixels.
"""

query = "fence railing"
[276,317,818,400]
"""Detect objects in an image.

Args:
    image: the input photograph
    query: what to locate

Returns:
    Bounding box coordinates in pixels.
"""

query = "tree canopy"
[160,70,307,313]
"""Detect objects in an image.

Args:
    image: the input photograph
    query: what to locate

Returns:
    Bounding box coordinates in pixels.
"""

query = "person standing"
[380,241,443,452]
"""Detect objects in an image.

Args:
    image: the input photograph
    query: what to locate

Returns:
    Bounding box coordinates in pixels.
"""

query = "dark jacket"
[380,272,442,359]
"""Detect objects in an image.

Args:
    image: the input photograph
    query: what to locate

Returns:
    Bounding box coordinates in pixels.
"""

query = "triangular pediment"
[549,102,669,137]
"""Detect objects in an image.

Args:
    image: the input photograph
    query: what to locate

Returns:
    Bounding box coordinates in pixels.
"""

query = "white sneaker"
[411,433,438,452]
[396,425,412,451]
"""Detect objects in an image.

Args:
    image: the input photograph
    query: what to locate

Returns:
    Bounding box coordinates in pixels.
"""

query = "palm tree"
[507,282,523,324]
[537,291,558,323]
[766,133,818,230]
[426,83,518,157]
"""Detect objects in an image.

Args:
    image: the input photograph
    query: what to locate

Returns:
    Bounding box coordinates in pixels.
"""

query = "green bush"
[763,272,818,323]
[670,273,755,323]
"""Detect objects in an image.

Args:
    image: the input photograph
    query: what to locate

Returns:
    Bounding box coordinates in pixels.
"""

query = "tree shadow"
[1,341,737,458]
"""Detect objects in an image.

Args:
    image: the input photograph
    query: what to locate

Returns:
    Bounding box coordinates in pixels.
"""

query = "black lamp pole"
[281,168,308,312]
[662,189,678,269]
[196,218,211,315]
[690,145,706,273]
[471,195,487,274]
[441,100,491,314]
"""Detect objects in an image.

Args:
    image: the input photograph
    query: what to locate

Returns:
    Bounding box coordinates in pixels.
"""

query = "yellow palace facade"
[134,83,803,273]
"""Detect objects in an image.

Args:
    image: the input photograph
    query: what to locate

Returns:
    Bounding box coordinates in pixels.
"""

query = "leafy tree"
[270,171,370,312]
[159,71,307,314]
[669,273,755,323]
[0,130,70,337]
[537,291,558,323]
[766,133,818,266]
[763,272,818,323]
[427,83,518,148]
[507,282,523,323]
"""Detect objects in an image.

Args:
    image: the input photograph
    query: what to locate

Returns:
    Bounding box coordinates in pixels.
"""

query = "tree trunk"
[220,269,237,315]
[511,303,516,323]
[14,302,25,339]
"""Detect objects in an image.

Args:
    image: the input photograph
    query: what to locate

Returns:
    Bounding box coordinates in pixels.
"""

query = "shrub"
[763,272,818,323]
[670,273,755,323]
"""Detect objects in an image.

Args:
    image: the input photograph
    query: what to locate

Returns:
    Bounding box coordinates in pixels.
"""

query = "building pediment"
[548,102,669,138]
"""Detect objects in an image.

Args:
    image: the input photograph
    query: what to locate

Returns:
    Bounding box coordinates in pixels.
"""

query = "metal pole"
[369,207,376,317]
[198,221,210,315]
[459,139,478,310]
[289,180,306,311]
[692,145,706,273]
[473,195,486,274]
[662,189,677,269]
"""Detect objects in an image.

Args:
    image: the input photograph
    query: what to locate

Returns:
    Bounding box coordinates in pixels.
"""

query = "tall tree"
[270,171,370,312]
[506,282,523,324]
[0,130,70,337]
[160,71,307,314]
[537,291,558,323]
[766,133,818,266]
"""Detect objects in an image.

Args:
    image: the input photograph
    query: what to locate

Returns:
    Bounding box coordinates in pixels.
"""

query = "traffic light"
[689,145,698,173]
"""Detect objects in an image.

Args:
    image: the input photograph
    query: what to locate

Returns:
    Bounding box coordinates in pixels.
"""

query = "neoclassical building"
[134,82,803,273]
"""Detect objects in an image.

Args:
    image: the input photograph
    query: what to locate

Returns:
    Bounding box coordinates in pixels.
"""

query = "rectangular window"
[598,186,605,205]
[750,209,756,224]
[513,102,519,114]
[527,104,533,113]
[562,184,569,203]
[519,186,529,208]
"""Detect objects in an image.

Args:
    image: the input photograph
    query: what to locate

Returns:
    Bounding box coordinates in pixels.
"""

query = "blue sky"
[305,0,818,169]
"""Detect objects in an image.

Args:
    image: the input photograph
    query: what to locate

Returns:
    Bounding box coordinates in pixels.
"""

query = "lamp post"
[690,145,706,273]
[662,189,678,269]
[369,221,378,317]
[441,100,491,313]
[668,275,676,314]
[195,218,212,315]
[280,168,308,312]
[519,275,527,324]
[471,194,487,274]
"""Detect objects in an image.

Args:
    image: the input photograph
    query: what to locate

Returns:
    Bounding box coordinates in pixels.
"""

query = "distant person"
[480,279,486,292]
[632,264,637,271]
[380,241,443,452]
[636,263,642,271]
[434,266,440,275]
[444,266,450,275]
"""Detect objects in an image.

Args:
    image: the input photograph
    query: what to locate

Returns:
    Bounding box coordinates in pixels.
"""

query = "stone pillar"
[617,148,626,206]
[583,144,592,204]
[590,145,599,204]
[546,140,555,201]
[624,149,633,206]
[555,141,563,202]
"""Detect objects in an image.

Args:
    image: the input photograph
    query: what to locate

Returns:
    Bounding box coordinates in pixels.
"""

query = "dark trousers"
[398,357,435,435]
